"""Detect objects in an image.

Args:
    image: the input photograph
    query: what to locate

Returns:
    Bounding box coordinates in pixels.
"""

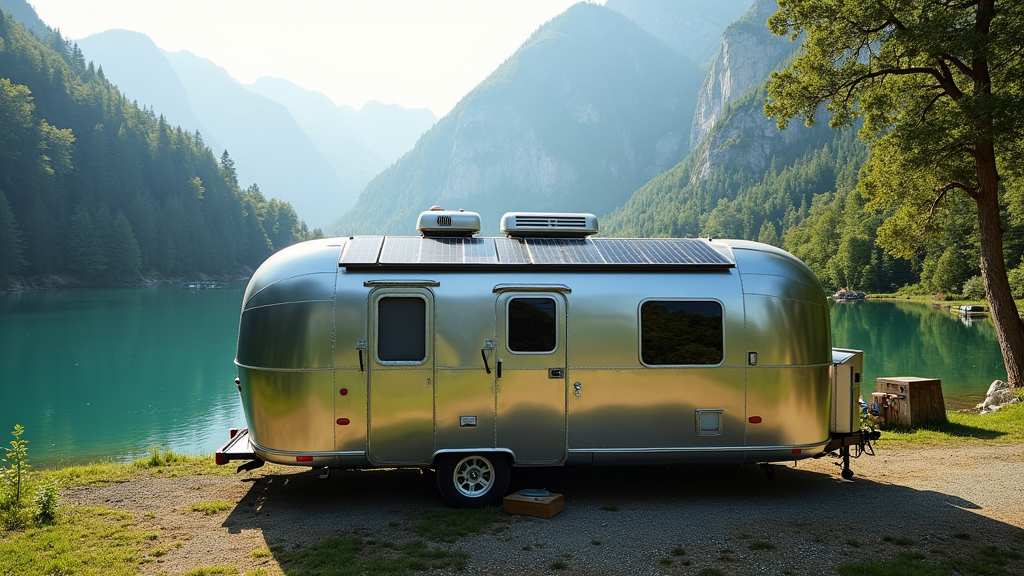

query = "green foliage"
[2,424,29,508]
[962,276,985,300]
[0,12,311,287]
[32,481,60,525]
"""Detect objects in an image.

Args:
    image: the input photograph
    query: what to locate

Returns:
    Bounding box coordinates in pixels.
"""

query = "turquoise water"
[0,290,1006,468]
[0,284,246,467]
[830,300,1005,409]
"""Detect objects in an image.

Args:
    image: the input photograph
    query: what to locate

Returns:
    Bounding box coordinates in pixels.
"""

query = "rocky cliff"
[688,0,796,156]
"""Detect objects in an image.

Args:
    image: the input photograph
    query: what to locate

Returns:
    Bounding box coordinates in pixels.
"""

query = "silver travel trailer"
[217,209,877,506]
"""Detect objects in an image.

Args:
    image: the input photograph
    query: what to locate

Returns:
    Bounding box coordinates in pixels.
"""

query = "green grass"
[748,540,776,550]
[409,507,508,543]
[184,567,239,576]
[189,501,236,516]
[838,547,1021,576]
[272,536,469,575]
[0,506,157,575]
[34,449,238,489]
[874,403,1024,448]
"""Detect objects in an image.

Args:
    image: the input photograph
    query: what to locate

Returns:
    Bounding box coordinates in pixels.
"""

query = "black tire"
[841,468,855,480]
[436,453,510,507]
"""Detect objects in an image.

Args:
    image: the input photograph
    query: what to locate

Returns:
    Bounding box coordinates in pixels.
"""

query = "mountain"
[605,0,755,67]
[0,0,45,36]
[0,8,308,288]
[689,0,798,152]
[331,3,705,236]
[246,77,436,206]
[161,49,353,226]
[74,30,217,150]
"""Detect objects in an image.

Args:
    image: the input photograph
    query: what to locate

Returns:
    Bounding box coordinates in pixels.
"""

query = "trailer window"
[377,296,427,362]
[508,297,556,353]
[640,300,723,365]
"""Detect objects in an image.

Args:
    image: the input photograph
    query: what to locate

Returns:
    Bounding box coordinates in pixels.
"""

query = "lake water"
[0,289,1006,468]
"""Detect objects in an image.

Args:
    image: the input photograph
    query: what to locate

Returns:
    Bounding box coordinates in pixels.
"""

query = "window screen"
[640,300,723,365]
[508,297,556,353]
[377,296,426,362]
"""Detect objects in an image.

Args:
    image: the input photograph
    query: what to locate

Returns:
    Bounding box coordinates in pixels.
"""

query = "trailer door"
[367,288,434,465]
[495,292,567,465]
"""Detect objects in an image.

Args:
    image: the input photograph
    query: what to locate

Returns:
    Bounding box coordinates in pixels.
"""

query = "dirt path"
[66,444,1024,575]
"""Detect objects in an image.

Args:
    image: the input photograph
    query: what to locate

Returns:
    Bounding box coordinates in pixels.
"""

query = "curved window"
[640,300,723,365]
[507,297,556,353]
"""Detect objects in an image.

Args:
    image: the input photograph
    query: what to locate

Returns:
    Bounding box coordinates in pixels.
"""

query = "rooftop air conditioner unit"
[500,212,599,238]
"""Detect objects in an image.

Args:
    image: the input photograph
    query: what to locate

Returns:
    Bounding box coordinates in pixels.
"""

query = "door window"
[377,296,427,362]
[507,297,556,353]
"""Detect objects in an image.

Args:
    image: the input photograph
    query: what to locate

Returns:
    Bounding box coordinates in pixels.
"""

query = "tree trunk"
[975,145,1024,388]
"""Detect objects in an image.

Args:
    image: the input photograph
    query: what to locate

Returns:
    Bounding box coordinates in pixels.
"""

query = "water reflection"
[0,284,247,467]
[830,301,1005,409]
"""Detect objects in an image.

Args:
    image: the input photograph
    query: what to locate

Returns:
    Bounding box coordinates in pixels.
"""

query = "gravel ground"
[65,443,1024,575]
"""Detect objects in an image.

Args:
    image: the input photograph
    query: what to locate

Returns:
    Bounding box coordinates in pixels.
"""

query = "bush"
[962,275,985,300]
[33,481,60,525]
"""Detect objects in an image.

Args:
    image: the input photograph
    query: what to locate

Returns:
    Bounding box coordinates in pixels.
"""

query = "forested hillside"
[604,17,1024,298]
[331,3,707,236]
[0,11,313,289]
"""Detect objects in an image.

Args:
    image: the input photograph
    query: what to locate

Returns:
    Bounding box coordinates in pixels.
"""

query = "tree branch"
[930,183,977,220]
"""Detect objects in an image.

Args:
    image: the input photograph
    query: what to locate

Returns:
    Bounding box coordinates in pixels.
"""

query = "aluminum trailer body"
[221,211,870,505]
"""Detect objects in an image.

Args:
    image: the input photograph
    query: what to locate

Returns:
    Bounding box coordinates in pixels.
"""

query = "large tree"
[765,0,1024,387]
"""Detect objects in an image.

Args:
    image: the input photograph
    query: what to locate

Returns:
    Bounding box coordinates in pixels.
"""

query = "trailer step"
[215,428,257,465]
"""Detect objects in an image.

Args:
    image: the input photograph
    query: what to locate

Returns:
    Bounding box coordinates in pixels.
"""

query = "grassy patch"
[838,547,1021,576]
[748,540,775,550]
[409,507,508,543]
[184,567,239,575]
[874,404,1024,448]
[600,503,619,512]
[697,569,726,576]
[251,547,273,558]
[883,535,916,546]
[189,501,236,516]
[549,559,568,570]
[0,506,158,575]
[272,536,469,575]
[671,547,687,556]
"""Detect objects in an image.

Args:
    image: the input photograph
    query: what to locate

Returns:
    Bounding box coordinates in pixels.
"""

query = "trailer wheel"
[436,453,509,507]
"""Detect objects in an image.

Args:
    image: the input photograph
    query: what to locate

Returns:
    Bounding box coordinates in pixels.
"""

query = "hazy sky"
[28,0,584,116]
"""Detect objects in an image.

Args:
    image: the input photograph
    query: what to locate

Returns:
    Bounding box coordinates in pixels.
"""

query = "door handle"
[481,339,495,374]
[356,340,366,372]
[496,359,502,379]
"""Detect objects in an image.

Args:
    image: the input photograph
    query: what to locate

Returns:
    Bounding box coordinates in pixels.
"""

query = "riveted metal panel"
[434,369,496,450]
[240,368,335,453]
[237,301,335,370]
[244,239,344,308]
[745,366,831,447]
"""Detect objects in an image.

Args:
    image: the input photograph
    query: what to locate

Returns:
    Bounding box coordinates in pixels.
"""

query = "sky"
[27,0,584,116]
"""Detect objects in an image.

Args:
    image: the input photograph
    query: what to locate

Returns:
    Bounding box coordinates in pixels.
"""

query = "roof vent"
[416,208,481,237]
[500,212,599,238]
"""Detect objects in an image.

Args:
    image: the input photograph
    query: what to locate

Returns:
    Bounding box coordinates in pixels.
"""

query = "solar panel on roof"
[495,238,530,264]
[379,237,498,264]
[339,236,733,267]
[338,236,384,264]
[525,238,605,264]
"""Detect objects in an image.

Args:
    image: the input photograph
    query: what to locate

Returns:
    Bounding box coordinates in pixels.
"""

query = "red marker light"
[337,418,350,425]
[296,456,313,462]
[339,388,348,396]
[792,449,802,454]
[748,416,762,424]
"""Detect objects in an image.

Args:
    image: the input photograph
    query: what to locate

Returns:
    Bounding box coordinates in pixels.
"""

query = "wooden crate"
[875,377,947,427]
[503,491,564,518]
